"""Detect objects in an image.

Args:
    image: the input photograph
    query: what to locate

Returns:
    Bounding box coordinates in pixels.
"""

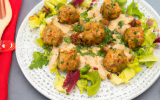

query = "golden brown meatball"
[103,49,128,73]
[42,25,63,46]
[100,0,121,20]
[123,27,144,49]
[58,5,79,25]
[58,49,80,72]
[71,22,105,46]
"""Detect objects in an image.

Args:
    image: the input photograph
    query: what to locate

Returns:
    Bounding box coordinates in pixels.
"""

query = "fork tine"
[0,0,6,19]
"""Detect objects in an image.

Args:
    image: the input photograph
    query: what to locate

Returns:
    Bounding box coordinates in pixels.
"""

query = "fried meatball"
[58,49,80,72]
[71,22,105,46]
[123,27,144,49]
[103,49,128,73]
[42,25,63,46]
[100,0,121,20]
[58,5,79,24]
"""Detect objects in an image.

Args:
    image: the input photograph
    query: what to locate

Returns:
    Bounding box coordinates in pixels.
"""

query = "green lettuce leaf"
[44,0,57,15]
[81,0,92,7]
[150,18,158,29]
[51,0,68,5]
[29,12,46,29]
[127,0,144,18]
[54,69,66,93]
[50,62,58,73]
[34,38,44,48]
[76,79,88,94]
[52,64,66,93]
[119,68,136,83]
[127,55,142,73]
[140,16,148,31]
[80,70,101,96]
[110,74,124,85]
[110,68,136,84]
[39,25,46,37]
[138,47,159,68]
[142,28,157,47]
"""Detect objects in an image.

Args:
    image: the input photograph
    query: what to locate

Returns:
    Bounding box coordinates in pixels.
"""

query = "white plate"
[16,0,160,100]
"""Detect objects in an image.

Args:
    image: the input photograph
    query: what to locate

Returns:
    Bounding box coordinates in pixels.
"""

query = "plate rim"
[15,0,160,100]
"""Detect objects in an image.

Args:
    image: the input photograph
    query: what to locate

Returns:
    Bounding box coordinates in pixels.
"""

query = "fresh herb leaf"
[73,24,85,33]
[102,28,113,45]
[108,10,111,15]
[42,43,53,52]
[29,52,49,70]
[60,61,64,64]
[88,49,96,58]
[57,52,60,59]
[84,17,93,23]
[97,50,106,57]
[79,64,91,75]
[80,11,88,18]
[118,21,124,28]
[64,36,72,45]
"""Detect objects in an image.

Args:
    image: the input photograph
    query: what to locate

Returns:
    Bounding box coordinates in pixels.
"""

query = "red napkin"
[0,0,22,100]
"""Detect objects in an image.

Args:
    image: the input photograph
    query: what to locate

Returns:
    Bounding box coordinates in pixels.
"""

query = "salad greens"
[80,0,92,7]
[28,0,160,96]
[51,0,68,5]
[79,70,101,96]
[79,64,91,75]
[127,0,144,18]
[53,67,66,93]
[29,12,46,29]
[138,47,159,68]
[76,79,88,94]
[44,0,57,15]
[29,52,49,70]
[127,55,142,73]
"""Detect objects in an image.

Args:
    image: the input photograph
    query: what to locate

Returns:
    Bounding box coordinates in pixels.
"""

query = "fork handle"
[0,0,12,40]
[0,0,6,19]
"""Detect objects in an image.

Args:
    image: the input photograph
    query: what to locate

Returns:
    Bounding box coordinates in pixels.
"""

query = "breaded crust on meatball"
[123,27,144,49]
[58,49,80,72]
[58,5,79,24]
[71,21,105,46]
[103,49,128,73]
[100,0,121,20]
[42,25,63,46]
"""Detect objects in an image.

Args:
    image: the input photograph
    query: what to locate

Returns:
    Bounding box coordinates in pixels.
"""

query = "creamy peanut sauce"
[48,7,133,80]
[108,14,134,34]
[51,17,72,34]
[87,7,104,22]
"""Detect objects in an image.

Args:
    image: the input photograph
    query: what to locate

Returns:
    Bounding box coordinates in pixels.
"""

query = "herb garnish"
[118,21,124,28]
[29,52,49,70]
[84,17,94,23]
[64,36,72,44]
[73,24,84,33]
[80,11,88,18]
